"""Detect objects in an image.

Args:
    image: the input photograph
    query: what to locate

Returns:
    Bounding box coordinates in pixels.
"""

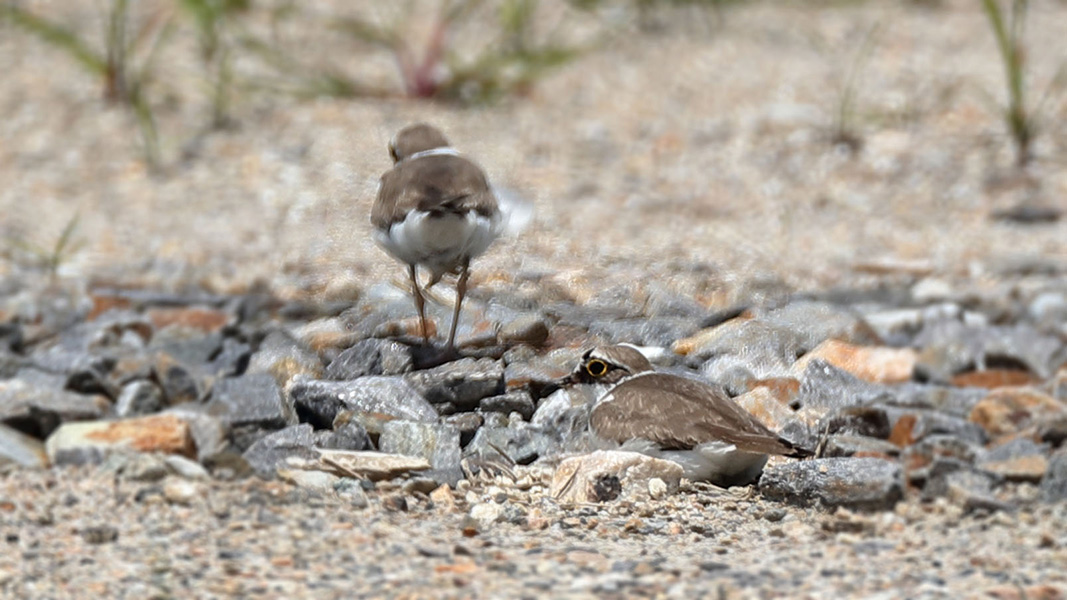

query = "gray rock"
[115,381,165,417]
[818,406,892,439]
[340,283,430,338]
[643,284,706,319]
[1039,414,1067,446]
[503,348,582,398]
[207,373,296,430]
[208,338,251,378]
[12,367,68,391]
[479,390,536,421]
[152,352,203,405]
[758,457,904,511]
[1028,291,1067,330]
[379,421,463,486]
[687,319,802,375]
[0,323,23,353]
[922,460,1009,512]
[877,405,987,446]
[308,448,431,481]
[861,307,927,346]
[163,404,230,460]
[530,388,595,449]
[760,300,881,352]
[550,450,684,503]
[443,412,484,446]
[794,360,895,413]
[465,425,559,466]
[890,383,987,418]
[103,452,169,482]
[588,317,698,347]
[277,468,343,495]
[242,424,318,479]
[977,437,1051,482]
[246,330,323,384]
[313,420,370,451]
[914,321,1063,382]
[498,314,550,346]
[324,339,413,380]
[64,355,121,399]
[700,354,758,396]
[148,325,223,367]
[901,435,982,485]
[0,348,22,375]
[28,312,147,374]
[164,455,210,479]
[404,358,504,412]
[822,435,901,458]
[0,379,108,438]
[0,422,49,468]
[289,377,437,429]
[45,415,196,466]
[1041,451,1067,503]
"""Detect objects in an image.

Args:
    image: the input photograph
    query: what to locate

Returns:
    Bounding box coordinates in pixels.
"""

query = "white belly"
[375,210,500,278]
[618,438,769,487]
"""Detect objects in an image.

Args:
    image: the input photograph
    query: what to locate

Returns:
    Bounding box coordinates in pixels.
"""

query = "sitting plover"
[567,345,810,486]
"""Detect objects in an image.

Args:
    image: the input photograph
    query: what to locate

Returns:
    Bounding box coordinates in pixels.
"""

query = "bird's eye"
[585,359,609,377]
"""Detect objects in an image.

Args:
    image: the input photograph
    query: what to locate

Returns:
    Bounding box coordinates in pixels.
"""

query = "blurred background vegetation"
[1,0,1060,172]
[1,0,1065,292]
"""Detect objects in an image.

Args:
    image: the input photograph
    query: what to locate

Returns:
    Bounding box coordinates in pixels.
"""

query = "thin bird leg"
[446,259,470,351]
[409,264,430,345]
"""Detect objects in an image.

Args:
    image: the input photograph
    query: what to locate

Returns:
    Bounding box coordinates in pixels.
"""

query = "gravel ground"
[2,1,1067,599]
[2,466,1065,600]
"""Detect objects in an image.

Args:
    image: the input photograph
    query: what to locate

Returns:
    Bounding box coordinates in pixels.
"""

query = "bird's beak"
[556,370,583,388]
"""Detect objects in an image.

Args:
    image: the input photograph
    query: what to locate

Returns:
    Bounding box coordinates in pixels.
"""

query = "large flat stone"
[404,358,504,412]
[0,423,49,468]
[289,377,437,428]
[206,373,296,429]
[0,379,108,438]
[46,415,197,466]
[379,421,462,486]
[759,457,904,511]
[550,450,683,503]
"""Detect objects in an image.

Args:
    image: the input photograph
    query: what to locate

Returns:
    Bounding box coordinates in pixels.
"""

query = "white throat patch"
[403,147,461,162]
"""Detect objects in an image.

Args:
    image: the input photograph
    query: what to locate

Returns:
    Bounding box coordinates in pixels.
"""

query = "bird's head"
[389,123,450,163]
[563,344,654,386]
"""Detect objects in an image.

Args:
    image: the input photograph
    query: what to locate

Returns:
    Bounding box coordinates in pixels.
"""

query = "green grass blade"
[0,4,107,75]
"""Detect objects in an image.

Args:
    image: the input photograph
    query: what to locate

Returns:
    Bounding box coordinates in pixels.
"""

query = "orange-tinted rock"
[147,307,230,333]
[735,387,796,431]
[87,294,133,320]
[981,455,1049,482]
[374,317,437,341]
[46,414,196,464]
[984,584,1066,600]
[951,369,1039,389]
[888,414,918,447]
[969,387,1067,437]
[793,340,917,384]
[746,377,800,405]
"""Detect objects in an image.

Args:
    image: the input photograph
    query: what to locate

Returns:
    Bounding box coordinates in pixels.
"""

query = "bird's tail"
[493,185,534,237]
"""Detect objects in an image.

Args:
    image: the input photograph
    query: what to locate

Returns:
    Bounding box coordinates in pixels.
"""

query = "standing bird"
[371,124,502,352]
[567,345,811,487]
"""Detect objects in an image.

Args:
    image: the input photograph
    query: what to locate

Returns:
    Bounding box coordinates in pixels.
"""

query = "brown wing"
[371,154,497,229]
[590,373,800,456]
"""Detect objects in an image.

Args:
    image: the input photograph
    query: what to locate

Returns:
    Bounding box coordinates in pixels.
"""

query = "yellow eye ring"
[585,359,608,377]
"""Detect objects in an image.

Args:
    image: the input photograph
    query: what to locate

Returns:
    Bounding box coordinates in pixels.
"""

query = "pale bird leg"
[409,264,431,345]
[446,259,470,351]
